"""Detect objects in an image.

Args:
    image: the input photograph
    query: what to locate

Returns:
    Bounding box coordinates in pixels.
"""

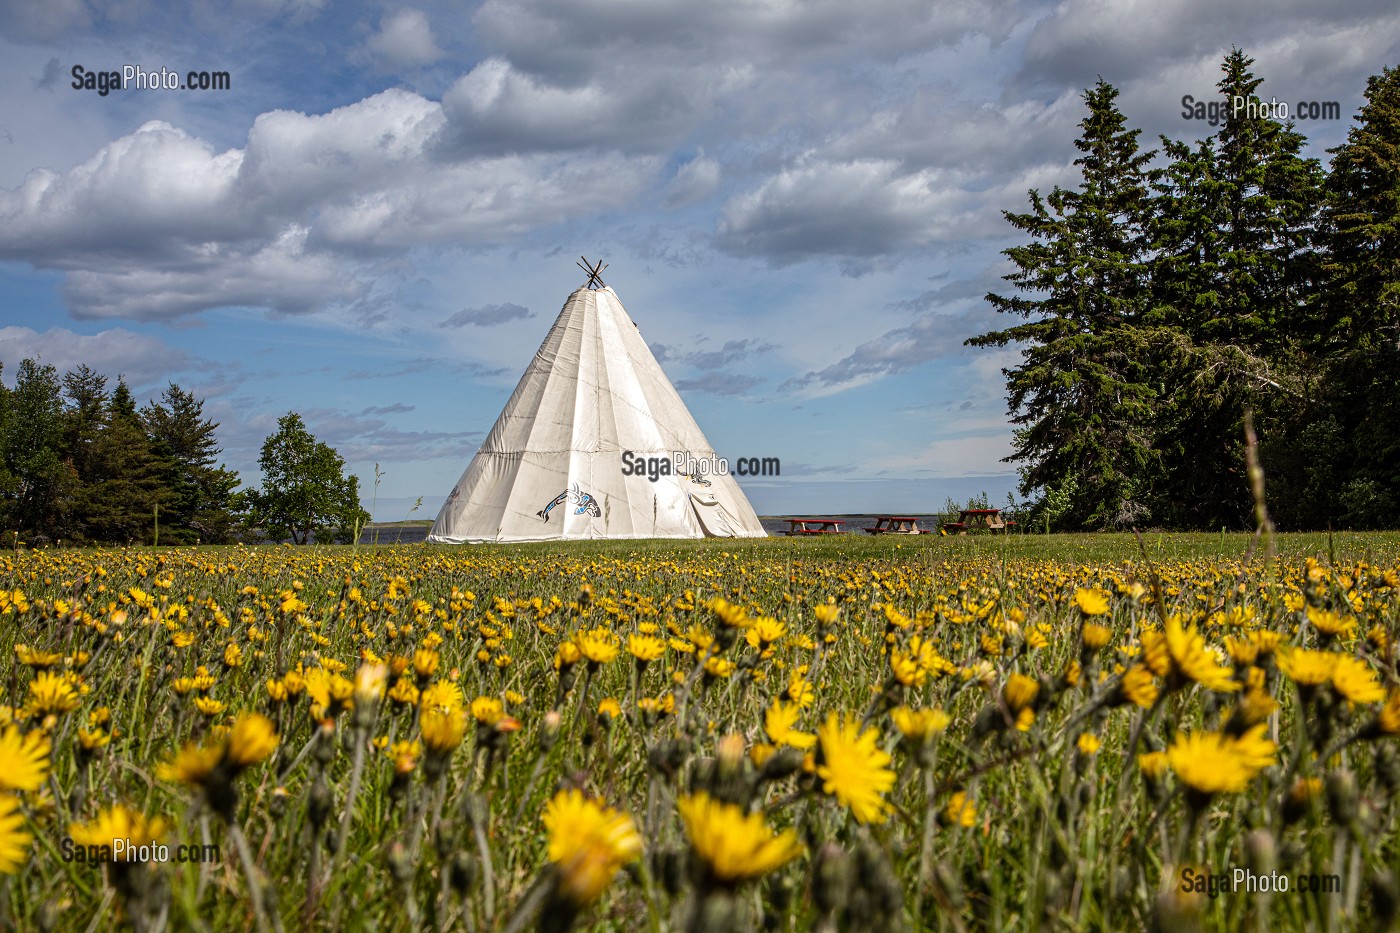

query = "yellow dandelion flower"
[1373,688,1400,736]
[1077,733,1101,755]
[471,696,505,725]
[69,804,168,860]
[23,671,80,718]
[1137,750,1170,781]
[816,712,896,824]
[1142,618,1239,693]
[943,791,977,828]
[706,598,751,630]
[419,680,464,714]
[575,628,619,665]
[1307,607,1357,639]
[627,634,666,663]
[419,708,467,753]
[388,677,419,708]
[0,726,50,792]
[193,696,226,717]
[157,743,222,786]
[14,645,62,669]
[0,795,31,875]
[1074,588,1110,616]
[1113,666,1160,709]
[1003,673,1039,712]
[678,791,802,885]
[1167,725,1276,797]
[225,713,279,771]
[764,701,816,750]
[1081,623,1112,650]
[77,728,110,752]
[1331,656,1386,705]
[748,616,787,645]
[542,789,642,905]
[890,706,951,743]
[1277,648,1337,687]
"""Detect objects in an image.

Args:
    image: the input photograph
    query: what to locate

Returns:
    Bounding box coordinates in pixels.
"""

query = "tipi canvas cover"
[428,272,766,542]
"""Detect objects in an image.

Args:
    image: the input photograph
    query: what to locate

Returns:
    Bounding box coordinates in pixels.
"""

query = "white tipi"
[427,261,767,542]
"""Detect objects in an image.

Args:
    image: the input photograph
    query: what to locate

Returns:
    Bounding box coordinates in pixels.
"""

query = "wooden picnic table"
[865,515,929,535]
[783,518,847,536]
[943,509,1014,535]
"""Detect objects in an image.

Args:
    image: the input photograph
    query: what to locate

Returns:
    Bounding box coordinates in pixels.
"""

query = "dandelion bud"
[648,739,688,781]
[1326,770,1358,825]
[270,785,290,819]
[716,733,745,780]
[760,747,804,783]
[313,721,337,765]
[691,891,738,933]
[352,663,387,729]
[1245,828,1276,878]
[539,710,562,752]
[813,843,850,916]
[450,850,478,894]
[308,770,333,829]
[1376,743,1400,793]
[970,704,1001,742]
[655,847,686,896]
[1371,870,1399,932]
[386,841,413,883]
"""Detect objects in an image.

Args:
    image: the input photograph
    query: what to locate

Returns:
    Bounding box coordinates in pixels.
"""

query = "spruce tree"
[1319,65,1400,525]
[143,384,242,543]
[77,379,169,543]
[1149,49,1324,528]
[968,79,1160,528]
[1,359,69,541]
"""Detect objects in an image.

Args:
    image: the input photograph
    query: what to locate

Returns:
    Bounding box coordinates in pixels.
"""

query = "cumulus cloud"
[0,326,191,388]
[0,0,94,43]
[664,153,722,209]
[1016,0,1399,94]
[0,90,659,321]
[673,372,764,396]
[440,302,533,328]
[367,9,443,69]
[715,159,988,265]
[783,307,996,393]
[436,57,713,155]
[651,338,773,370]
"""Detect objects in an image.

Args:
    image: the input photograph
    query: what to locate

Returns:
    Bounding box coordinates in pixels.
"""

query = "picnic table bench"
[865,515,929,535]
[943,509,1016,535]
[783,518,847,536]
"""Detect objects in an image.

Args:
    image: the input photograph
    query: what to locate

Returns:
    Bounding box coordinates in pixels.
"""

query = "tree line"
[971,50,1400,531]
[0,359,369,546]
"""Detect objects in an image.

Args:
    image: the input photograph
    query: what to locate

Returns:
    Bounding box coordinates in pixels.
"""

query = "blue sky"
[1,0,1395,519]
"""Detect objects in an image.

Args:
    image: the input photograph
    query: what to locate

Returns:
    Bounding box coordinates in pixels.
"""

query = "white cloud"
[367,9,443,69]
[0,326,190,388]
[715,159,987,265]
[0,88,660,320]
[664,153,721,209]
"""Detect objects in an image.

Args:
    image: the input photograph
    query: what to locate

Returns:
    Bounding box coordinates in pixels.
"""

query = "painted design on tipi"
[537,484,601,523]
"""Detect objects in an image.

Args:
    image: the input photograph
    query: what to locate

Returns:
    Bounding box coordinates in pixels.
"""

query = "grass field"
[1,532,1398,931]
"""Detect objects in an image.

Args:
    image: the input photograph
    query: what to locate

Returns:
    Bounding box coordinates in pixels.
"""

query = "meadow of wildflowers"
[1,532,1398,931]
